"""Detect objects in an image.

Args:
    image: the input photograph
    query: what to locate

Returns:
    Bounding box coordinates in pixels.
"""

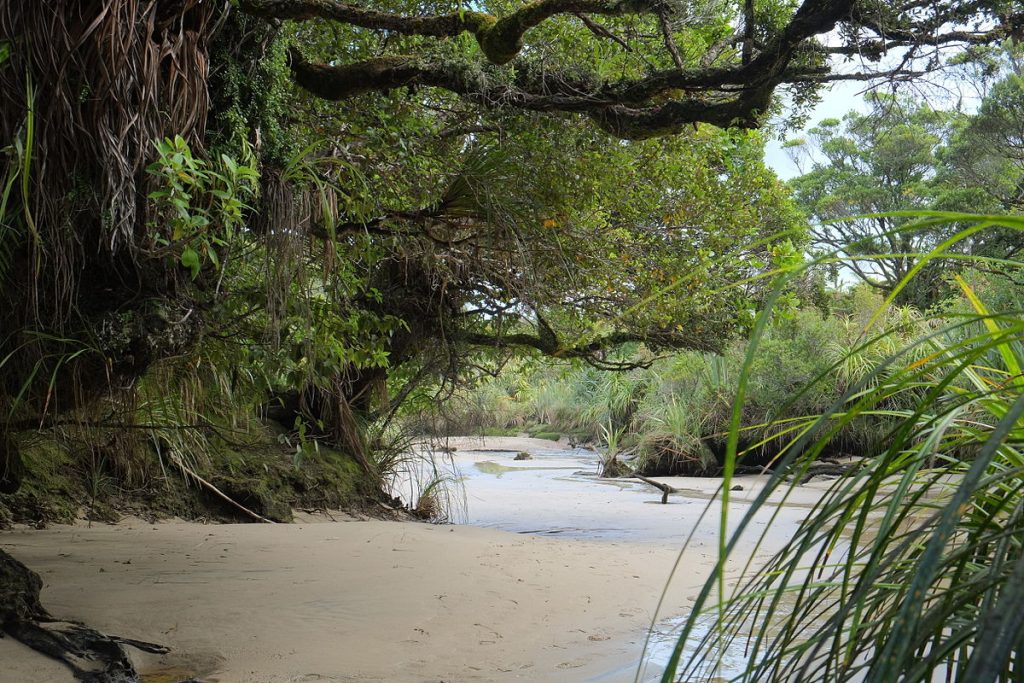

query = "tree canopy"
[240,0,1023,139]
[0,0,1018,457]
[786,54,1024,306]
[786,93,954,303]
[939,53,1024,215]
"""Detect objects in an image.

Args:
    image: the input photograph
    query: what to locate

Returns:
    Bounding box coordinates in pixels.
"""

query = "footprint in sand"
[557,659,586,669]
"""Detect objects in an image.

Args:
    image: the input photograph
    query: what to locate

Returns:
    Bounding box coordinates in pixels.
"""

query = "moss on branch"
[288,51,424,97]
[286,48,775,138]
[260,0,864,138]
[242,0,657,65]
[246,0,1019,140]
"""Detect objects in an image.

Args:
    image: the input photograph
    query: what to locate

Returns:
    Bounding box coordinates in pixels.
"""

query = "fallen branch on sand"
[1,549,171,683]
[729,464,774,476]
[633,474,678,504]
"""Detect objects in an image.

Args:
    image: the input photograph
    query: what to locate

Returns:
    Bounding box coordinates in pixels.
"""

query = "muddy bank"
[0,425,378,529]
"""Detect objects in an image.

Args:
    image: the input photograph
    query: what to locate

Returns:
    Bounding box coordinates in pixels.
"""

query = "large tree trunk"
[0,549,169,683]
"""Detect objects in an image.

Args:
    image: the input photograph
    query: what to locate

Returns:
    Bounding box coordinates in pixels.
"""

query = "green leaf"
[180,247,201,279]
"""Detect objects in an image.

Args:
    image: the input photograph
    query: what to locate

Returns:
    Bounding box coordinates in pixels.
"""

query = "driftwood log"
[634,474,678,504]
[794,462,856,484]
[729,464,774,476]
[0,549,170,682]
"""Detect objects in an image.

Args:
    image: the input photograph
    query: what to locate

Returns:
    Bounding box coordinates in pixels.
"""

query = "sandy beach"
[0,437,822,683]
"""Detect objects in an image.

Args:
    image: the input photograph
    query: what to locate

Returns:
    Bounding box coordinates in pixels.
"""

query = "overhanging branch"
[243,0,1020,139]
[270,0,859,137]
[241,0,661,64]
[286,49,791,137]
[458,325,720,361]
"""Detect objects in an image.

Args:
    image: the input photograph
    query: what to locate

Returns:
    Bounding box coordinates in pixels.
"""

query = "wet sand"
[0,437,823,683]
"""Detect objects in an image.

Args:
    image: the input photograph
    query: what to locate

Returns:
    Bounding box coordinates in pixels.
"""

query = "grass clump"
[653,213,1024,683]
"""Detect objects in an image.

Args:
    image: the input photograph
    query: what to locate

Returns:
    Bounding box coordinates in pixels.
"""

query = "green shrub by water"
[430,285,924,474]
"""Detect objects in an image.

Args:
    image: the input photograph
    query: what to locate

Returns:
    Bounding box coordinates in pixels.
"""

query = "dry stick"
[170,456,276,524]
[634,473,678,504]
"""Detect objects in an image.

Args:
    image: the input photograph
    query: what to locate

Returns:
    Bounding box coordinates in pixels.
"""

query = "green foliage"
[265,23,809,365]
[658,214,1024,683]
[787,93,957,306]
[429,288,930,473]
[146,135,259,279]
[207,15,299,165]
[790,61,1024,309]
[938,48,1024,217]
[598,420,630,477]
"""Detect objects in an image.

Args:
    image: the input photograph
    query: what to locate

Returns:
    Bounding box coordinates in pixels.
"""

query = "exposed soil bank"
[0,425,377,529]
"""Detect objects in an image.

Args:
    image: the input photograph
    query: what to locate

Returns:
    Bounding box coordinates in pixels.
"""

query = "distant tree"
[937,50,1024,261]
[786,93,955,306]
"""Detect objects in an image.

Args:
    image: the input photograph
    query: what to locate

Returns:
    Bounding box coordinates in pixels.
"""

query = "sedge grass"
[650,213,1024,683]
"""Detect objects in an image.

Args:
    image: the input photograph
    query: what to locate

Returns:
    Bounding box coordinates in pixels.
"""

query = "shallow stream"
[424,438,807,682]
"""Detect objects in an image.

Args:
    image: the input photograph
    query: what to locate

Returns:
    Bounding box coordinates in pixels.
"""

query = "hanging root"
[0,549,169,683]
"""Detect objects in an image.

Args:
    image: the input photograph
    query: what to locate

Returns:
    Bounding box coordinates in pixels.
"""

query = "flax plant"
[654,213,1024,683]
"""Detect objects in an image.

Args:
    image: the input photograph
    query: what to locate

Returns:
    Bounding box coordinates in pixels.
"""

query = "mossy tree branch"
[281,0,853,138]
[243,0,1022,138]
[241,0,660,64]
[286,49,779,137]
[457,326,719,369]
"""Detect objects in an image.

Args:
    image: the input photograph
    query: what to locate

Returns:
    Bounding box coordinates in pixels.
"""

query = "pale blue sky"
[763,80,868,180]
[762,45,988,180]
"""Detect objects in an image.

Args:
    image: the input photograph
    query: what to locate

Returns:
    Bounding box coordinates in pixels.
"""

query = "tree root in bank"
[167,455,275,524]
[1,549,172,682]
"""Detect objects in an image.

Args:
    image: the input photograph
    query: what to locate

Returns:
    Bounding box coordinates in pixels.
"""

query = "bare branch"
[658,12,685,70]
